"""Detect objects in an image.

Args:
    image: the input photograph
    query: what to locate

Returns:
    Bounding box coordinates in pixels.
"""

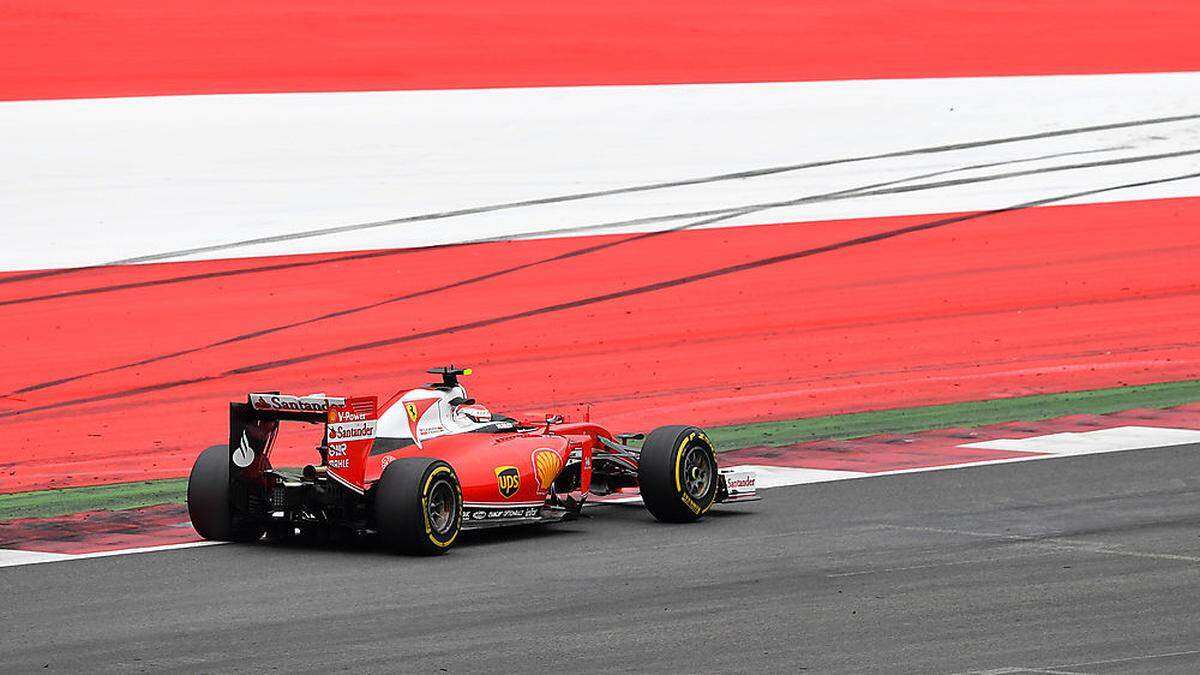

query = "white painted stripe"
[3,72,1200,271]
[0,540,223,569]
[724,426,1200,490]
[64,540,226,560]
[961,425,1200,454]
[0,549,74,567]
[728,464,868,488]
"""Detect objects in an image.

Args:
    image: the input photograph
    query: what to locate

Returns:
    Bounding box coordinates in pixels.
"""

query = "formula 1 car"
[187,367,757,554]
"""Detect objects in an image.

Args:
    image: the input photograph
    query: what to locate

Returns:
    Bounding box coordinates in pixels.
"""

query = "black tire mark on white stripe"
[60,112,1200,267]
[4,169,1198,420]
[1,145,1120,313]
[1,146,1125,396]
[490,146,1200,244]
[0,145,1124,309]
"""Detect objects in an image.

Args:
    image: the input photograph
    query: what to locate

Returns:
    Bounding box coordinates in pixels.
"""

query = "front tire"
[187,445,264,542]
[638,425,719,523]
[375,458,462,555]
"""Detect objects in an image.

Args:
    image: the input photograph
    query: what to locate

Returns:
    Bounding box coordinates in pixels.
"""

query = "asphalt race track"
[2,446,1198,673]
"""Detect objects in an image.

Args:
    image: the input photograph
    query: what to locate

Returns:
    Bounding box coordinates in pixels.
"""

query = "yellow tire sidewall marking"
[674,432,696,493]
[422,465,459,548]
[672,427,715,511]
[673,430,713,515]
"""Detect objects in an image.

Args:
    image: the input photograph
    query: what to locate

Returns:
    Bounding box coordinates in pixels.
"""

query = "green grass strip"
[0,479,188,521]
[3,379,1198,521]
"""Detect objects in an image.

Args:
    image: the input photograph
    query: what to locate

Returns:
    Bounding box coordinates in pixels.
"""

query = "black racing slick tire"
[375,458,463,555]
[187,445,264,543]
[638,425,719,523]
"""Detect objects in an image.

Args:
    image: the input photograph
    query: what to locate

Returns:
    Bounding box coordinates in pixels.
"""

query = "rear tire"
[187,445,264,542]
[375,458,462,555]
[638,425,719,523]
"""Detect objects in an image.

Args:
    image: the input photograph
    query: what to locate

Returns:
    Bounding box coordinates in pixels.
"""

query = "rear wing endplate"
[230,393,378,493]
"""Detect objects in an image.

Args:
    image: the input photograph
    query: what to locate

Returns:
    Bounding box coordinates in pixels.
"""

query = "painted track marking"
[825,550,1059,578]
[6,73,1200,271]
[954,649,1200,675]
[891,525,1200,564]
[0,540,222,569]
[962,425,1200,454]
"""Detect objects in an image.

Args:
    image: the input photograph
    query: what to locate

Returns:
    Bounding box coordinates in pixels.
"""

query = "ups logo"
[494,466,520,498]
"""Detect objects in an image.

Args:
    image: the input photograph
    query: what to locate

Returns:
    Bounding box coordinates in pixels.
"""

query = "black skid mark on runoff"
[4,145,1123,396]
[222,170,1200,375]
[80,112,1200,266]
[0,268,84,287]
[6,169,1198,421]
[0,248,428,309]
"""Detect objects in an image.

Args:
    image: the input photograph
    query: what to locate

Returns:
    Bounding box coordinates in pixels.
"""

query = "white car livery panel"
[377,386,496,448]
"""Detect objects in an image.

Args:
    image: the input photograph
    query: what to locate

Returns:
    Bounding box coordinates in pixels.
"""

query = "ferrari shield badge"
[403,398,439,447]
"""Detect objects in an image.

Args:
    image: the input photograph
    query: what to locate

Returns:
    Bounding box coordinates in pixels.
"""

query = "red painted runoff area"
[2,0,1199,101]
[1,197,1198,492]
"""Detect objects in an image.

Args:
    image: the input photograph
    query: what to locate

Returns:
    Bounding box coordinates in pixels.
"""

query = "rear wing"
[230,393,378,493]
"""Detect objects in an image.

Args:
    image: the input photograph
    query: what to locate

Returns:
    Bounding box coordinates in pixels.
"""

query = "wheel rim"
[426,478,457,535]
[682,445,713,498]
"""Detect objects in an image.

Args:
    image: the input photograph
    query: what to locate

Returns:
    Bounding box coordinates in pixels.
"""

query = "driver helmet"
[454,402,492,425]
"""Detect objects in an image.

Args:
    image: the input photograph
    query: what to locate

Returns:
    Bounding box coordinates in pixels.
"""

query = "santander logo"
[232,431,255,468]
[327,421,375,440]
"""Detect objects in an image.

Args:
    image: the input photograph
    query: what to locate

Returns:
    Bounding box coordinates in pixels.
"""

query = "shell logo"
[532,449,563,492]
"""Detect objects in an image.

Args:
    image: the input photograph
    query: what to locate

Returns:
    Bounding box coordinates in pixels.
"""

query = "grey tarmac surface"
[2,445,1200,674]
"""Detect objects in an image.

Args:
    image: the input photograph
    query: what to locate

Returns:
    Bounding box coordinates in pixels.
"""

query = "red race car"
[187,367,758,554]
